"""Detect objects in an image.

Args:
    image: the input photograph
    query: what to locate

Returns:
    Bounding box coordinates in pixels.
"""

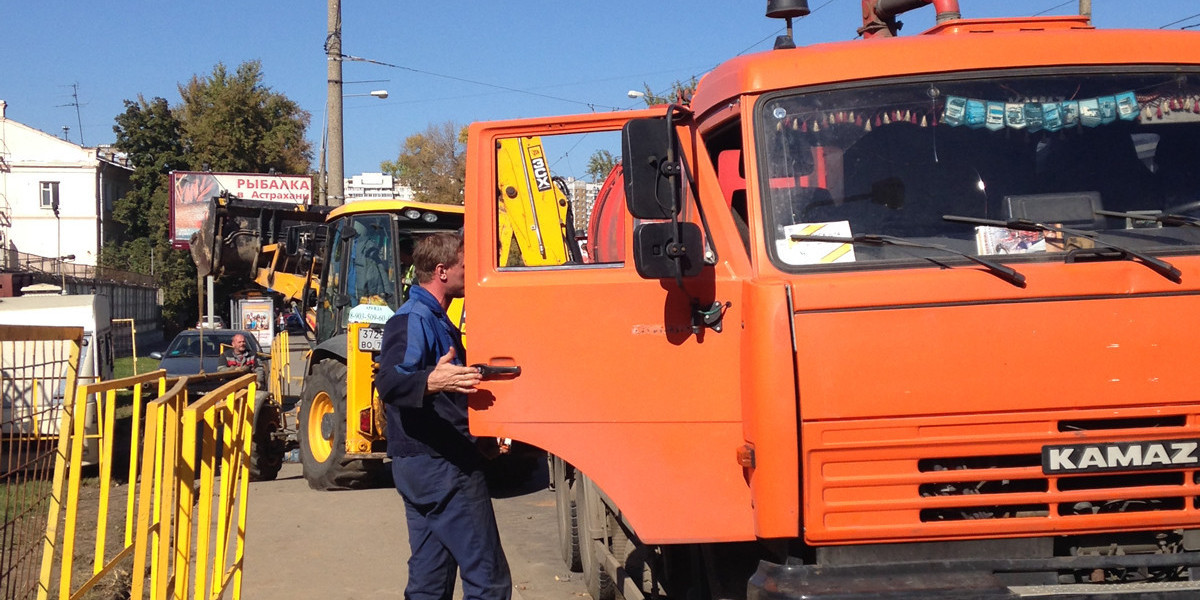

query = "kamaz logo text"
[528,145,552,191]
[1042,439,1200,474]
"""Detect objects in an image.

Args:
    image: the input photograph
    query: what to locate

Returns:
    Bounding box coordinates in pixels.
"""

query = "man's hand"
[425,347,482,394]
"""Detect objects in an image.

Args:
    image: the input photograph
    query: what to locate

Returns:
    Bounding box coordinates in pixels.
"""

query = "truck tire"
[249,391,284,481]
[552,455,582,572]
[578,473,619,600]
[298,359,383,490]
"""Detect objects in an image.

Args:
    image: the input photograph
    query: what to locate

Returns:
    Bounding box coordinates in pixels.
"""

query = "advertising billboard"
[169,171,313,249]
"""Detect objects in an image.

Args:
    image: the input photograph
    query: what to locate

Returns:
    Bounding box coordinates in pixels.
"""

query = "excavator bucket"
[190,194,332,283]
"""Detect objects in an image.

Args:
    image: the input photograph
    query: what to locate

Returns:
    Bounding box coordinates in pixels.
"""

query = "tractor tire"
[552,455,582,572]
[298,359,384,490]
[579,473,619,600]
[248,391,284,481]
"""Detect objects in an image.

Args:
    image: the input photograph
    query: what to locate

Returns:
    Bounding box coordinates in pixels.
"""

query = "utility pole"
[326,0,344,206]
[1079,0,1090,22]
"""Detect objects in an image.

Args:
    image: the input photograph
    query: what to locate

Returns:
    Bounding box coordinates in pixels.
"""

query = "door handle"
[472,364,521,379]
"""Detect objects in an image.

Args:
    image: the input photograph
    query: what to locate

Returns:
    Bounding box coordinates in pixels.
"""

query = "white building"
[0,100,132,266]
[344,172,416,203]
[562,177,603,233]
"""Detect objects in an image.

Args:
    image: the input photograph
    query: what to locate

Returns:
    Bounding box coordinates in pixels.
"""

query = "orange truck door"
[462,115,755,544]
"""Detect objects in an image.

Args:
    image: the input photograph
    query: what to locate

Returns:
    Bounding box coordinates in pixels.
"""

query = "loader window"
[757,69,1200,273]
[346,215,397,308]
[316,218,349,341]
[494,132,624,269]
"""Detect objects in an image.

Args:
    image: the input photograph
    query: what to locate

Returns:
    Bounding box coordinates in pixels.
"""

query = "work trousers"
[391,454,512,600]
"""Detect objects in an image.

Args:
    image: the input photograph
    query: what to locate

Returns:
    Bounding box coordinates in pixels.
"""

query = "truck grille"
[804,405,1200,544]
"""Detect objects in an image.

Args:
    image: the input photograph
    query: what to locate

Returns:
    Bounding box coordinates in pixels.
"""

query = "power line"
[340,53,621,111]
[1160,11,1200,29]
[1032,1,1074,16]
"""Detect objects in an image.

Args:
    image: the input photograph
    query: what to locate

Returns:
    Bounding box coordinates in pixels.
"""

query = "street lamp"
[320,89,390,205]
[627,90,646,99]
[58,254,75,295]
[345,90,389,99]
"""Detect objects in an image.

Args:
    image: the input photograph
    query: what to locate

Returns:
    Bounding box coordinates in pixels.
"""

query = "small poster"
[238,297,275,349]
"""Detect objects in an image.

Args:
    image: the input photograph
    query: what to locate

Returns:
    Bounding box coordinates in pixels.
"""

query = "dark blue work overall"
[376,286,511,600]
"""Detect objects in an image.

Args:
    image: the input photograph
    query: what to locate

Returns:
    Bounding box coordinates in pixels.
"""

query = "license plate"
[1042,438,1200,475]
[357,327,383,353]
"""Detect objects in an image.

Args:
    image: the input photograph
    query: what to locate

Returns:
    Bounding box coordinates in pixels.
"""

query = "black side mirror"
[633,222,703,279]
[622,118,680,220]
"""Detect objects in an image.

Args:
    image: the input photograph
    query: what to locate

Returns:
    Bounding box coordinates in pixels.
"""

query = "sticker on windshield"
[347,303,395,325]
[778,221,855,266]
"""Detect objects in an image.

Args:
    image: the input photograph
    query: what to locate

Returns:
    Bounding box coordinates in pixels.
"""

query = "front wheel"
[298,359,384,490]
[248,391,284,481]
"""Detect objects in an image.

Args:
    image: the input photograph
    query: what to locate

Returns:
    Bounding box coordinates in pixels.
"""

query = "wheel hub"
[320,413,335,440]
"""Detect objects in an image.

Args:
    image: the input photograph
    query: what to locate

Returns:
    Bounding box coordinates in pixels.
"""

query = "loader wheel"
[249,391,284,481]
[298,359,383,490]
[552,455,582,572]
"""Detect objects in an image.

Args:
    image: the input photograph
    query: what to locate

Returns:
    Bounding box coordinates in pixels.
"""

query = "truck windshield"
[757,70,1200,271]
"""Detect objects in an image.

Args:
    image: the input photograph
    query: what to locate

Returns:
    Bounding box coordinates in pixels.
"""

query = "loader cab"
[313,201,465,344]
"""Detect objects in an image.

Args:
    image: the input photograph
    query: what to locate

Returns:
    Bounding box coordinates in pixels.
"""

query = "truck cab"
[465,4,1200,598]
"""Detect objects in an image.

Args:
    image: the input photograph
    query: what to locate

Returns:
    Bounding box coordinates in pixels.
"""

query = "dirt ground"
[240,457,590,599]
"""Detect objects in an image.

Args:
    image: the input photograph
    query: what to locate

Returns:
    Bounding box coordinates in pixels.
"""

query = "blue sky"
[2,1,1198,179]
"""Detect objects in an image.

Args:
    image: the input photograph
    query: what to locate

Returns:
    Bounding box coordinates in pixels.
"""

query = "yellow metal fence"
[0,320,259,600]
[0,325,84,600]
[39,368,258,600]
[0,322,262,600]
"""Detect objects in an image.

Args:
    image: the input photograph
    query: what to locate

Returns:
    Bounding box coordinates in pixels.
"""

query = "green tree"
[381,121,466,205]
[585,149,617,182]
[636,77,699,106]
[105,62,314,331]
[178,61,313,174]
[105,96,197,329]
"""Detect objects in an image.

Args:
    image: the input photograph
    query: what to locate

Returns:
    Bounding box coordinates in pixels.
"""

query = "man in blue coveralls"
[374,232,512,600]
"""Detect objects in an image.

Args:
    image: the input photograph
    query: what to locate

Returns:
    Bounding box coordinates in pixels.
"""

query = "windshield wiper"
[942,215,1182,284]
[1095,209,1200,228]
[789,233,1026,288]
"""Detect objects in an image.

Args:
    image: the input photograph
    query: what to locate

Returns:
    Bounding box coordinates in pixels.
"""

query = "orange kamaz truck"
[463,1,1200,597]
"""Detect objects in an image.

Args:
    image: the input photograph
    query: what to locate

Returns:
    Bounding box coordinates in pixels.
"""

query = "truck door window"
[494,132,625,268]
[756,70,1200,272]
